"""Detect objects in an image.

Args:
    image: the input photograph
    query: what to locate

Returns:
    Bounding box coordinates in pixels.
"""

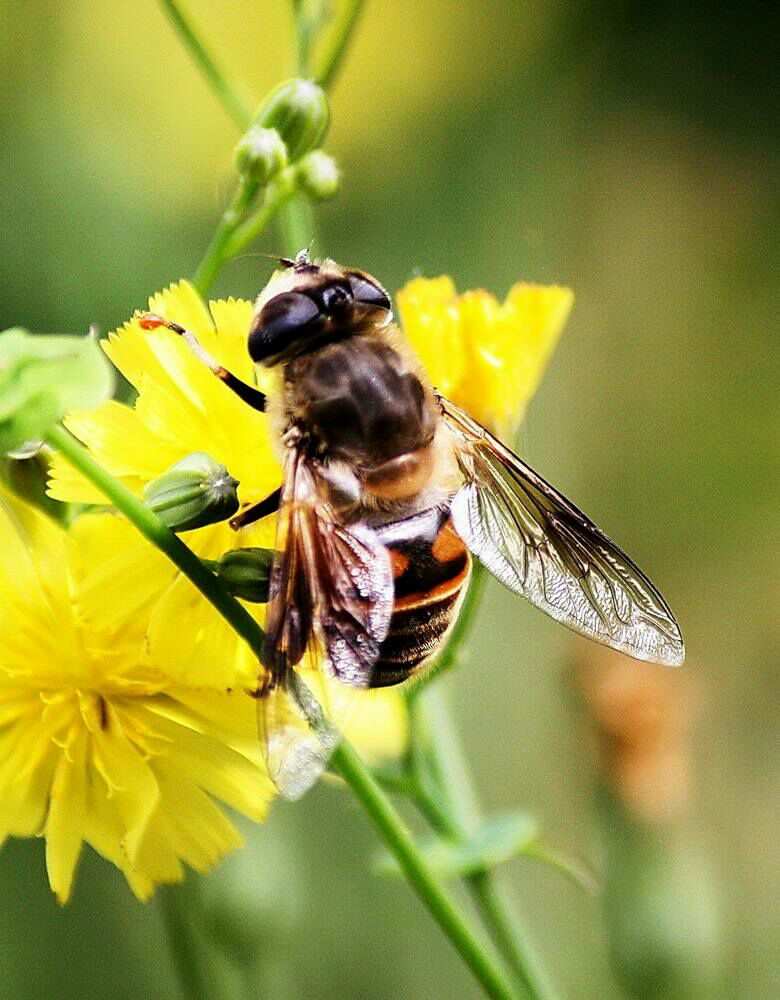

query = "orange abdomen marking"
[371,505,471,688]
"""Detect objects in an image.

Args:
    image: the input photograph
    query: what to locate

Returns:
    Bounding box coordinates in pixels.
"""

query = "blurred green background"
[0,2,777,997]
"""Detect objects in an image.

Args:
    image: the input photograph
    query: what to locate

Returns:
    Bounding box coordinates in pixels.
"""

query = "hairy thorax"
[282,331,457,519]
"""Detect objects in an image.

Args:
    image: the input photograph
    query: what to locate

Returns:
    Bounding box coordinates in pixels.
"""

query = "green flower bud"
[295,150,340,201]
[234,126,288,185]
[253,78,329,163]
[143,452,239,532]
[205,547,275,603]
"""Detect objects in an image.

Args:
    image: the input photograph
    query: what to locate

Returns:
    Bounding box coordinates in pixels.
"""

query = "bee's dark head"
[248,254,392,367]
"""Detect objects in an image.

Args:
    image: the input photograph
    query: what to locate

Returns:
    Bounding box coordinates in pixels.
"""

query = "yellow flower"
[397,276,574,437]
[0,487,274,903]
[48,281,407,758]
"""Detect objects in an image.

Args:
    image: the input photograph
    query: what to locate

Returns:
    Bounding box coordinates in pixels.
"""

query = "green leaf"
[0,328,114,452]
[376,812,539,879]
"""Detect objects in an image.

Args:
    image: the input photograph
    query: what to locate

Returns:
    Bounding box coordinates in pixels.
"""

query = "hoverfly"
[142,251,684,798]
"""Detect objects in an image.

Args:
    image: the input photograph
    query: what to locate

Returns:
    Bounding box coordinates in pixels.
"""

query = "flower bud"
[143,452,239,532]
[253,78,329,163]
[295,150,340,201]
[234,126,288,185]
[205,547,274,603]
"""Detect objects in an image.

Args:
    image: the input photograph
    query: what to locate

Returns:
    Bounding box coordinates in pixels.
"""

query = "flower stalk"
[159,0,253,129]
[192,171,293,295]
[410,686,557,1000]
[158,883,214,999]
[311,0,366,89]
[331,742,517,1000]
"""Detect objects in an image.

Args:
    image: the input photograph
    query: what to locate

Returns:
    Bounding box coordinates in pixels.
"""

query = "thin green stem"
[44,425,267,658]
[277,193,316,257]
[331,742,517,1000]
[159,885,210,998]
[313,0,366,90]
[192,176,259,296]
[290,0,314,77]
[159,0,253,129]
[393,764,542,1000]
[223,172,297,260]
[415,687,556,1000]
[468,874,547,1000]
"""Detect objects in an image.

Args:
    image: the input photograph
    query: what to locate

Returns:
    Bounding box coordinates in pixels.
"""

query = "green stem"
[331,742,517,1000]
[192,176,259,296]
[469,874,547,1000]
[159,0,253,129]
[48,422,518,1000]
[44,425,267,657]
[277,193,316,257]
[290,0,314,77]
[223,172,297,260]
[415,688,556,1000]
[399,768,541,1000]
[158,883,218,1000]
[313,0,366,90]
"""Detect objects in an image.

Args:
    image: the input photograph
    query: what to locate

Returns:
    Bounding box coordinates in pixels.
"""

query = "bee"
[142,250,684,798]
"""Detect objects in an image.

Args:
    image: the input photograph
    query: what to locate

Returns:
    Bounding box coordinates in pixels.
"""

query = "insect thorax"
[286,334,438,474]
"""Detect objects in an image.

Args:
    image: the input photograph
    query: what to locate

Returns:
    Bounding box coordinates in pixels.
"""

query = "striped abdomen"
[370,505,471,688]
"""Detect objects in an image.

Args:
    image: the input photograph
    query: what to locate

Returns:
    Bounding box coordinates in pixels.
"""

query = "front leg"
[230,486,282,530]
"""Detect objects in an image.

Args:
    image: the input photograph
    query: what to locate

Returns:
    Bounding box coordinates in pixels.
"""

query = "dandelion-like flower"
[48,281,407,757]
[0,487,273,902]
[397,276,573,437]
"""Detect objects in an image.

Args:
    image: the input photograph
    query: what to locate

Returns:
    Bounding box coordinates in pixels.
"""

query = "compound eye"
[248,291,323,364]
[346,272,391,312]
[320,282,352,315]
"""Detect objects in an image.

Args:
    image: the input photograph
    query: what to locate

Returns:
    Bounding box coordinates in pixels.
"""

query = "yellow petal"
[66,513,178,656]
[343,688,409,764]
[125,811,185,891]
[91,704,160,863]
[148,281,215,341]
[155,689,264,760]
[0,712,59,838]
[141,704,272,821]
[45,728,88,904]
[397,276,466,396]
[499,283,574,426]
[68,400,182,478]
[146,571,258,690]
[207,297,256,383]
[451,289,505,425]
[81,757,160,901]
[151,762,244,874]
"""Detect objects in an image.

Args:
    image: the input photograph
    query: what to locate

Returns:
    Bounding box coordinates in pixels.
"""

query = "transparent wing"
[256,652,339,801]
[440,396,684,667]
[258,449,394,798]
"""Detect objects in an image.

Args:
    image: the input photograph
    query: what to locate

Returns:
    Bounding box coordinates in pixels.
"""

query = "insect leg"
[139,314,267,412]
[230,485,282,530]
